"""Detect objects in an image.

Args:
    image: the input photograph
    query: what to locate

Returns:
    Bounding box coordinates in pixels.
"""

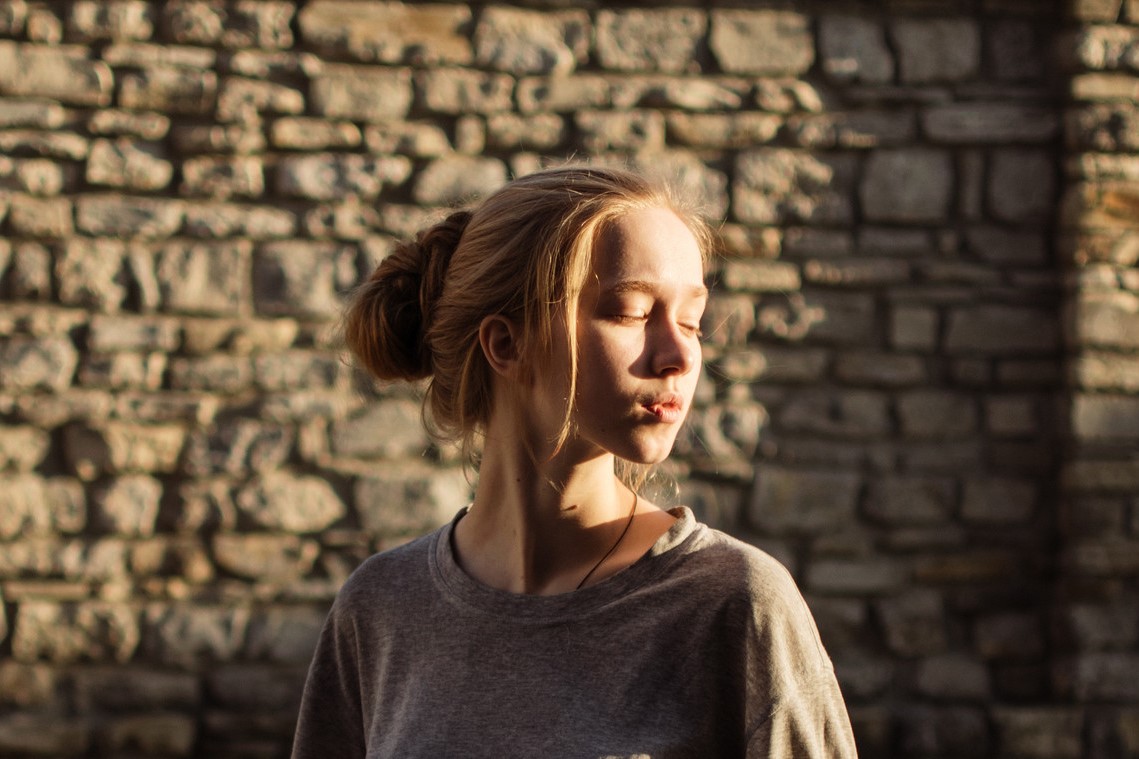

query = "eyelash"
[611,314,704,338]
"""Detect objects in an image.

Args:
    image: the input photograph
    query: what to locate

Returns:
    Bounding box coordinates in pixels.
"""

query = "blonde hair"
[343,165,713,466]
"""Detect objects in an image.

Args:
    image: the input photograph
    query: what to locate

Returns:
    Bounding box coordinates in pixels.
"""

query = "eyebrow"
[606,280,709,299]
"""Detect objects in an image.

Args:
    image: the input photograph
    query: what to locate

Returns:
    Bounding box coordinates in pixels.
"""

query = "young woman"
[291,166,857,758]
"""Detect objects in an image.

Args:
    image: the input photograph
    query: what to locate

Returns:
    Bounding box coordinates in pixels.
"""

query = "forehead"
[592,207,705,286]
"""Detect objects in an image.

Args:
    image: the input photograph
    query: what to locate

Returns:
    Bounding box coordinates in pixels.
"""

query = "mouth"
[641,393,685,424]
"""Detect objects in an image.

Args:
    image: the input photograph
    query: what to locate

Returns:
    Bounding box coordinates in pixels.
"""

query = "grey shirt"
[291,507,857,758]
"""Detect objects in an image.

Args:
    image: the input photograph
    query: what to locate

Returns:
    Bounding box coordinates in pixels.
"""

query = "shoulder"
[329,527,440,620]
[678,523,831,666]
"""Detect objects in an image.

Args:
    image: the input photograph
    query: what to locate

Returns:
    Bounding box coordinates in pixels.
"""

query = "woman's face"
[533,206,707,466]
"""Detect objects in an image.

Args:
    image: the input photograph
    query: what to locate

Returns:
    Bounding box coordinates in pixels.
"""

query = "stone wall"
[0,1,1135,757]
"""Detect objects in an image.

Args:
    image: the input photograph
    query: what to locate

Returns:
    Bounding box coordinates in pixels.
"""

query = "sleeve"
[290,598,367,759]
[746,676,858,758]
[739,556,859,758]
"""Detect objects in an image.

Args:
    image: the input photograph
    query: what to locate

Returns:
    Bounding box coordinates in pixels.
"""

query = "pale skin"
[451,206,709,595]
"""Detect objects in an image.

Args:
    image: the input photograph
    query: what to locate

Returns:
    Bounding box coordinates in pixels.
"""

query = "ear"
[479,315,524,379]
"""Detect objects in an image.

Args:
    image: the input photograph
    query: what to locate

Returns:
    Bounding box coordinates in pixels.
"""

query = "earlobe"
[479,315,523,378]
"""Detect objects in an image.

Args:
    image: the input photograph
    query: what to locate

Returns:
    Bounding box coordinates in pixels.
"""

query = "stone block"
[0,714,89,756]
[176,205,286,243]
[475,7,588,75]
[310,64,411,121]
[12,601,138,663]
[865,476,954,525]
[303,198,381,240]
[0,41,112,105]
[92,474,162,536]
[1072,394,1139,440]
[975,611,1046,660]
[299,1,471,64]
[0,129,88,160]
[168,354,253,393]
[185,419,292,476]
[897,390,977,439]
[418,67,514,114]
[217,77,304,122]
[806,559,906,595]
[64,423,185,477]
[781,389,890,438]
[924,103,1060,143]
[891,19,980,82]
[411,155,507,206]
[485,113,566,151]
[875,590,948,656]
[364,121,450,156]
[331,399,428,459]
[575,110,664,152]
[915,653,991,700]
[1067,103,1139,152]
[786,110,916,149]
[0,474,84,538]
[710,10,813,75]
[56,238,129,313]
[252,241,355,319]
[720,260,801,292]
[966,226,1048,266]
[0,662,56,708]
[898,706,989,756]
[276,153,411,200]
[143,604,249,669]
[155,240,251,316]
[8,194,73,237]
[861,148,953,223]
[180,155,263,198]
[0,337,78,391]
[819,14,894,84]
[119,66,217,114]
[803,258,910,287]
[236,471,346,533]
[98,714,196,757]
[1072,73,1139,102]
[0,425,50,471]
[1066,653,1139,700]
[994,708,1082,759]
[1,157,66,196]
[961,477,1037,524]
[988,149,1055,222]
[207,664,307,711]
[87,314,180,352]
[101,40,216,68]
[1071,0,1124,20]
[245,606,326,663]
[165,0,293,48]
[944,305,1059,354]
[1073,351,1139,391]
[596,9,706,73]
[76,195,183,239]
[355,464,470,536]
[516,75,610,113]
[667,112,781,149]
[748,465,860,535]
[254,351,343,391]
[834,352,926,387]
[990,20,1046,81]
[212,534,319,581]
[681,401,767,461]
[1059,601,1139,650]
[78,351,166,390]
[0,100,65,129]
[270,117,361,150]
[68,1,153,40]
[734,149,856,225]
[7,242,52,299]
[171,123,265,154]
[0,1,26,36]
[1072,291,1139,349]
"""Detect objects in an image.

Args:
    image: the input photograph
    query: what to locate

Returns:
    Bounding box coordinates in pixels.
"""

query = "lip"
[641,393,685,424]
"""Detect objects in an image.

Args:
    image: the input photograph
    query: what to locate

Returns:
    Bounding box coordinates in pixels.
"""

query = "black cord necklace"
[575,491,638,590]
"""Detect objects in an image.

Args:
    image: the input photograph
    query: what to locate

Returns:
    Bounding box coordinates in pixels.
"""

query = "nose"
[649,319,697,377]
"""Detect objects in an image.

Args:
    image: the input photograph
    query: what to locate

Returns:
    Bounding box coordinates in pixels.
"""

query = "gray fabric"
[291,507,857,758]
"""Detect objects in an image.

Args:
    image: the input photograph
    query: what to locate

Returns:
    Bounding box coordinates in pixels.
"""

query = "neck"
[456,428,633,595]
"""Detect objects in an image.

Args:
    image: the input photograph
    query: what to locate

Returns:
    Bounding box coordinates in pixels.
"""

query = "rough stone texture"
[862,149,954,223]
[0,3,1131,757]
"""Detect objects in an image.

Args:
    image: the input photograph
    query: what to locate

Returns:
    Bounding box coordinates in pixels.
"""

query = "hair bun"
[343,210,471,382]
